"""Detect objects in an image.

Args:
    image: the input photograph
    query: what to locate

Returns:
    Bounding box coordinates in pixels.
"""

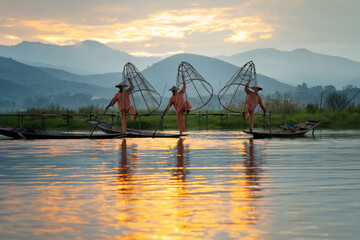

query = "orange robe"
[243,87,265,132]
[166,85,192,133]
[109,87,137,132]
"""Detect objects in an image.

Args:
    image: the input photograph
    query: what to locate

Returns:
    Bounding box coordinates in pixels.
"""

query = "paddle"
[152,83,168,138]
[152,111,165,137]
[89,101,112,138]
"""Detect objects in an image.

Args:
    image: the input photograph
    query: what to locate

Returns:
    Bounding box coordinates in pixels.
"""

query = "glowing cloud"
[227,31,248,42]
[5,35,20,40]
[129,50,185,57]
[8,8,273,46]
[0,17,16,28]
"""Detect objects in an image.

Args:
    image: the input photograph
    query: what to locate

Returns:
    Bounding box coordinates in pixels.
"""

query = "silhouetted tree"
[326,92,348,110]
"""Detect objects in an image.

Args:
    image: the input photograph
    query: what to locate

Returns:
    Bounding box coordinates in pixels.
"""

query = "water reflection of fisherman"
[243,139,263,189]
[242,139,263,225]
[118,139,136,196]
[173,138,187,182]
[171,138,189,201]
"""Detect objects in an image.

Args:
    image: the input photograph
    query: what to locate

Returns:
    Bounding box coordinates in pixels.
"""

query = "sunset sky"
[1,0,359,61]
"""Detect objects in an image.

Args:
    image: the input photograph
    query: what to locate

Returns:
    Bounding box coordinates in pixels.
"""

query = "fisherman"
[162,82,191,134]
[242,83,266,132]
[106,81,137,133]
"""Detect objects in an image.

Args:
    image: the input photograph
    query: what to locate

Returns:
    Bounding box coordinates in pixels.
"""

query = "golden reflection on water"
[0,131,268,239]
[112,134,267,239]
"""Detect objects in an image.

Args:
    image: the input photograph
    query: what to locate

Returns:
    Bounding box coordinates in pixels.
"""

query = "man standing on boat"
[242,83,266,132]
[162,82,191,134]
[106,81,137,133]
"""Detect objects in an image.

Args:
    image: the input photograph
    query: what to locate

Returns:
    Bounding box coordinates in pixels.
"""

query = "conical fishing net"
[176,61,213,111]
[218,61,258,112]
[122,62,161,113]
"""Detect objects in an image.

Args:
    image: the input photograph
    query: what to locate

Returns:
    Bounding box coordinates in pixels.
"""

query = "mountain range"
[218,48,360,88]
[0,41,359,111]
[0,40,160,74]
[1,41,359,89]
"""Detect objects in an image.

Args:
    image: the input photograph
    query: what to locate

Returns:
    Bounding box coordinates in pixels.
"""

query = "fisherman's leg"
[121,111,127,132]
[243,105,249,120]
[249,110,254,132]
[128,105,138,121]
[184,101,192,115]
[177,112,186,134]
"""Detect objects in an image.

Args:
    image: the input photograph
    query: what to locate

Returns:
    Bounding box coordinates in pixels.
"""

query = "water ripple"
[0,130,359,239]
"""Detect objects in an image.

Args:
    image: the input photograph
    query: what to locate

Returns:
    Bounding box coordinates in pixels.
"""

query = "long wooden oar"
[89,108,108,139]
[152,112,165,137]
[152,83,168,138]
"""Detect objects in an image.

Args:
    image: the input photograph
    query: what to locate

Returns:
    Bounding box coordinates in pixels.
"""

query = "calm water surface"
[0,130,359,240]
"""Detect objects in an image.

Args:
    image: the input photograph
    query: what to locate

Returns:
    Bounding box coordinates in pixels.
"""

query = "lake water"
[0,130,359,240]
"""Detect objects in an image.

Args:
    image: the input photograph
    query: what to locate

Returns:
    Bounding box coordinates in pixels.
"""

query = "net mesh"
[122,62,161,113]
[218,61,258,112]
[176,61,213,111]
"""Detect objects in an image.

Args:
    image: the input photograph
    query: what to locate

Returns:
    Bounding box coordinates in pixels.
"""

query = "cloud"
[98,17,118,23]
[8,7,273,46]
[129,50,185,57]
[1,0,359,60]
[0,17,16,27]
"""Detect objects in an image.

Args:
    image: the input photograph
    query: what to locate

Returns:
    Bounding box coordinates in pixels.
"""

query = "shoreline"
[0,109,359,130]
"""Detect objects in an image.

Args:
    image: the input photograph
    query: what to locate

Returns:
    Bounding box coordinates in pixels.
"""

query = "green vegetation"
[1,104,359,131]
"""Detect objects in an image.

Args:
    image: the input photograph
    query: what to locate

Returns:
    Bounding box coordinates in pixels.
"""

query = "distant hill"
[218,48,360,88]
[81,72,123,88]
[0,57,114,100]
[142,53,295,97]
[346,76,360,87]
[38,67,122,88]
[0,40,161,74]
[0,78,34,100]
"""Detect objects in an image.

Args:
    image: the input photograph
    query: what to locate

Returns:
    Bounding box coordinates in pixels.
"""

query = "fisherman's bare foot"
[132,112,138,121]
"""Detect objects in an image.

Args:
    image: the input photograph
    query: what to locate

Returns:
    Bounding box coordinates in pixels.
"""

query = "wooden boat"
[244,120,320,139]
[0,125,125,140]
[86,120,186,138]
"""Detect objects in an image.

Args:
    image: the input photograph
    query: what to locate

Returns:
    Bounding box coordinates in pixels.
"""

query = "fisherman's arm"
[179,84,186,94]
[163,98,174,116]
[244,84,251,95]
[106,94,118,110]
[258,96,266,113]
[179,74,186,94]
[167,97,174,111]
[126,80,135,95]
